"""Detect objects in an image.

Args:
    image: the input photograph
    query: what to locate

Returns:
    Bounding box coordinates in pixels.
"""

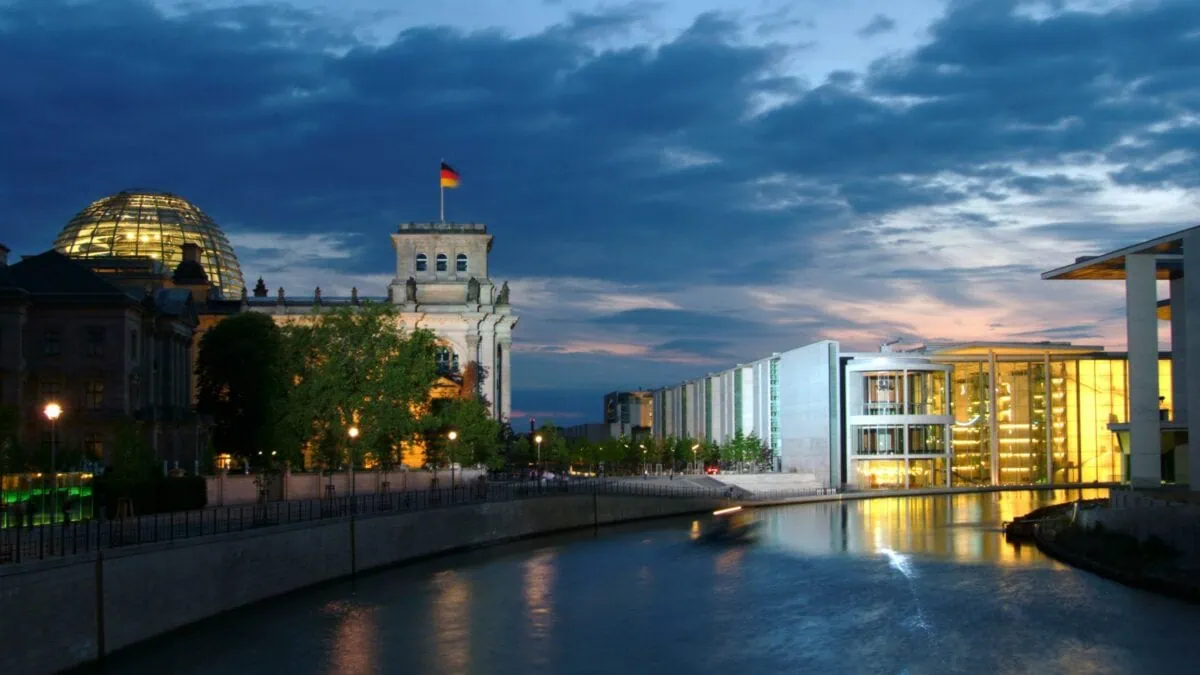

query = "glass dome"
[53,189,244,299]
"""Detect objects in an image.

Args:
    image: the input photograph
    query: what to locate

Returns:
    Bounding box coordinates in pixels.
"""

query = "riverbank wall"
[0,493,722,675]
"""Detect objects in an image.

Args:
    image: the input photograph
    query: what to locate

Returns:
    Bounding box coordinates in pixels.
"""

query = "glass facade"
[768,360,779,450]
[54,190,245,299]
[734,373,743,436]
[945,355,1173,488]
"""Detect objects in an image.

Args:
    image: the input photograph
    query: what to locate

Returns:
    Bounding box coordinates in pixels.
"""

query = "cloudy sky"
[2,0,1198,426]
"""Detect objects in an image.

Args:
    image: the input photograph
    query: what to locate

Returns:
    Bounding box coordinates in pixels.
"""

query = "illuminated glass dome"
[54,189,244,299]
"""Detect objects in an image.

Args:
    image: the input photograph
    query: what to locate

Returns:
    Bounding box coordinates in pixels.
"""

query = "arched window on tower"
[436,346,459,374]
[415,253,427,272]
[436,253,448,272]
[456,253,468,272]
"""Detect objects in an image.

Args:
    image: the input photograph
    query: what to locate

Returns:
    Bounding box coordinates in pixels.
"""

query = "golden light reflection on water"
[431,570,471,675]
[325,602,378,675]
[766,489,1107,565]
[523,549,557,663]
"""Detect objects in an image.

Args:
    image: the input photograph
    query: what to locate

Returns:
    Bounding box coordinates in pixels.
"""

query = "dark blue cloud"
[857,14,896,38]
[2,0,1198,422]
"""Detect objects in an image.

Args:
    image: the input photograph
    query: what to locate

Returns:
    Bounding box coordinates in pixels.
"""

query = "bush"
[95,475,208,518]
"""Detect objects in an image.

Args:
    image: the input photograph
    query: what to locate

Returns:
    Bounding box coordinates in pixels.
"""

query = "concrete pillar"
[1183,231,1200,488]
[1171,276,1187,424]
[499,338,513,421]
[1126,253,1162,488]
[988,350,999,486]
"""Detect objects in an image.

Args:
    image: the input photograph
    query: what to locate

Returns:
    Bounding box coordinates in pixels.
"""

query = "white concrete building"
[1043,225,1200,489]
[248,221,518,420]
[648,339,1172,490]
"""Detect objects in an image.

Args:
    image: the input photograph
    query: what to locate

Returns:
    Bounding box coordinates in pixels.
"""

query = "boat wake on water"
[880,547,938,642]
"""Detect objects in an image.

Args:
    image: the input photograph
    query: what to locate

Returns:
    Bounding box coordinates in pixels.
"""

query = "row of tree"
[196,304,503,474]
[499,427,774,475]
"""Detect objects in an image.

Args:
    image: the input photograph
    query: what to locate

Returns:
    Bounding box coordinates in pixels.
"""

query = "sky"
[1,0,1198,426]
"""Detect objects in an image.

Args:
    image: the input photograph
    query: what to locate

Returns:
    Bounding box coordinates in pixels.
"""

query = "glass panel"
[854,460,906,489]
[861,371,904,415]
[456,254,468,272]
[951,362,990,485]
[994,361,1048,485]
[1050,360,1071,483]
[855,425,905,455]
[416,254,427,271]
[908,458,946,488]
[907,424,946,455]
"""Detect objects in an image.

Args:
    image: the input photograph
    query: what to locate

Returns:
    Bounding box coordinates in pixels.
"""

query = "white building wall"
[739,366,755,437]
[777,341,841,485]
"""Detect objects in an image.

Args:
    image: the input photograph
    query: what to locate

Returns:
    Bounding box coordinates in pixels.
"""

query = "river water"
[85,489,1200,675]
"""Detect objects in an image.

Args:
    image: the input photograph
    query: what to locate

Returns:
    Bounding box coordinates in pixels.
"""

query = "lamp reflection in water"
[523,550,557,667]
[325,601,378,675]
[431,570,472,675]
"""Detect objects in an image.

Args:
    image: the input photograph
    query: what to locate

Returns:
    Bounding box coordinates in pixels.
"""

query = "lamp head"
[347,426,359,439]
[448,430,458,441]
[43,402,62,421]
[534,434,543,443]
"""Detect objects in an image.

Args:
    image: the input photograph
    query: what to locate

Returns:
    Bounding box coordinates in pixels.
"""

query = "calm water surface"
[87,489,1200,675]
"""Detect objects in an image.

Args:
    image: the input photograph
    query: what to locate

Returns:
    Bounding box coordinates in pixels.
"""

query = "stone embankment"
[0,491,723,675]
[1022,491,1200,603]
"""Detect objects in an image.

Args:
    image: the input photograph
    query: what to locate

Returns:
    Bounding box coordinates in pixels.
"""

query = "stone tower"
[388,222,518,420]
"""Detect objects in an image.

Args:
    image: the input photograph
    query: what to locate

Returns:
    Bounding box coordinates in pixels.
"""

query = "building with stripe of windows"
[649,340,1173,490]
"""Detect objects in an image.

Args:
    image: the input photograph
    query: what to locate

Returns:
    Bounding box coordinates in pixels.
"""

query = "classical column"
[499,338,513,420]
[1183,230,1200,488]
[1126,253,1161,488]
[478,329,497,418]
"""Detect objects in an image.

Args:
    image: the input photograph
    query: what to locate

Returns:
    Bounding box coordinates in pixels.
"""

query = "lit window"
[415,253,427,272]
[85,381,105,410]
[456,253,468,272]
[436,253,448,272]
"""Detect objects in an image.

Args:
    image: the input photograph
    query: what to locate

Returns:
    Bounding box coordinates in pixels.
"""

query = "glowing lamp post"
[347,426,359,511]
[534,434,543,476]
[44,402,63,524]
[692,443,700,474]
[640,444,646,477]
[447,430,458,488]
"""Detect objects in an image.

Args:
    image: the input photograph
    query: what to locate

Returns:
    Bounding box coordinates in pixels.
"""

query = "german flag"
[440,162,460,188]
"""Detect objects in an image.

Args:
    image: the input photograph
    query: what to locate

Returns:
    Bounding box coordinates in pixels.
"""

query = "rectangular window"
[84,433,104,460]
[40,379,62,400]
[86,327,105,357]
[85,381,105,410]
[43,328,61,356]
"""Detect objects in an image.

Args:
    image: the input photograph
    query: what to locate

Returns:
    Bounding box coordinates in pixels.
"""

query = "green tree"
[532,424,569,471]
[429,397,500,486]
[109,417,158,490]
[275,304,440,471]
[196,313,286,465]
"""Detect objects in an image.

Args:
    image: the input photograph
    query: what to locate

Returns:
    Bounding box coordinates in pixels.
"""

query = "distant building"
[649,340,1172,490]
[46,188,519,469]
[0,245,203,466]
[562,423,611,443]
[603,391,653,439]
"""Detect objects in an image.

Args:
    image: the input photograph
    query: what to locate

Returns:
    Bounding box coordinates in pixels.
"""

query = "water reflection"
[523,549,556,667]
[84,489,1200,675]
[762,489,1105,566]
[430,570,471,675]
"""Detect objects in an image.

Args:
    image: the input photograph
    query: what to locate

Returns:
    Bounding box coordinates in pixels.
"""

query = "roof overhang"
[1041,225,1200,281]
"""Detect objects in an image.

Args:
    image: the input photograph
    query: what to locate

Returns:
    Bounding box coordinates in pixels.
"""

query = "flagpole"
[439,158,445,223]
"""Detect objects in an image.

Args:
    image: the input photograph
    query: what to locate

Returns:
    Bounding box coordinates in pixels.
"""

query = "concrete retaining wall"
[205,469,483,506]
[1079,504,1200,557]
[0,493,720,675]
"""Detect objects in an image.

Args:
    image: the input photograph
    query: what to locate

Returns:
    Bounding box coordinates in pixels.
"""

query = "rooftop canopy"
[1040,225,1200,281]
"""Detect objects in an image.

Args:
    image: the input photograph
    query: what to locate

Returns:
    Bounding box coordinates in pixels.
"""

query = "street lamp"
[44,402,62,524]
[347,426,359,510]
[692,443,700,474]
[534,434,543,476]
[447,430,458,488]
[640,443,646,477]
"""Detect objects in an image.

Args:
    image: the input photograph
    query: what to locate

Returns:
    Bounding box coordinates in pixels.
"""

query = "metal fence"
[0,478,839,565]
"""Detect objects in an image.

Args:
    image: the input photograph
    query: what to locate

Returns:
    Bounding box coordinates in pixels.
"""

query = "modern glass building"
[650,340,1172,490]
[53,189,245,299]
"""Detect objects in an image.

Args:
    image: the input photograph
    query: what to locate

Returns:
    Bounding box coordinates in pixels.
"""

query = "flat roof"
[1041,225,1200,281]
[927,341,1104,356]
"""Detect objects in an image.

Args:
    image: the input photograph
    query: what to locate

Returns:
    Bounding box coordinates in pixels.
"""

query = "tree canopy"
[196,312,286,461]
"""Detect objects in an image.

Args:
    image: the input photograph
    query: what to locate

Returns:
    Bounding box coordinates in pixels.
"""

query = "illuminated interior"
[53,189,245,299]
